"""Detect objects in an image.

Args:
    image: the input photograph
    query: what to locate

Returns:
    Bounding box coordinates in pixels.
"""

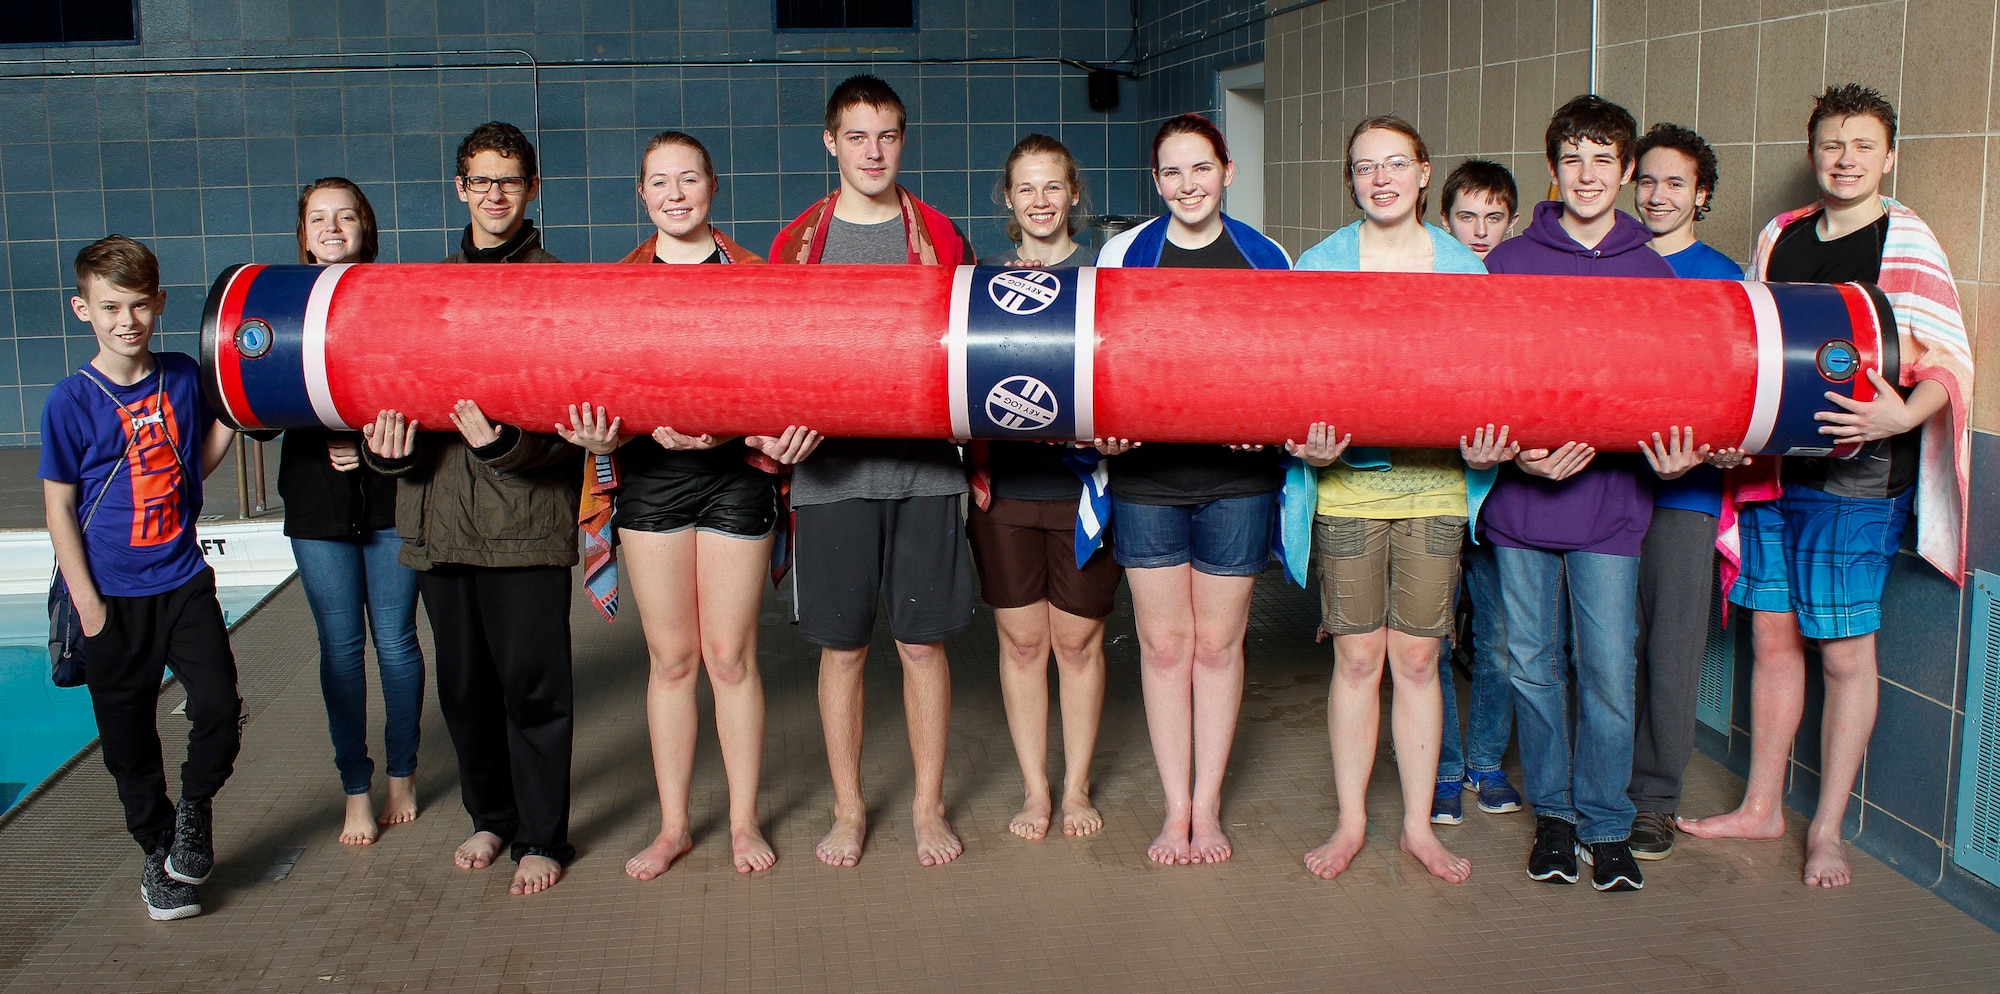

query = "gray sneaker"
[1629,810,1675,861]
[141,849,201,921]
[165,798,213,885]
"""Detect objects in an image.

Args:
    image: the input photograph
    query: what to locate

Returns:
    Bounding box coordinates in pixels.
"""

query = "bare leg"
[1387,632,1470,883]
[995,602,1056,840]
[1803,633,1877,888]
[1680,610,1801,842]
[900,639,962,866]
[695,529,778,873]
[1305,629,1384,879]
[1127,565,1196,865]
[454,831,503,870]
[1049,606,1108,837]
[1189,570,1255,864]
[510,855,563,896]
[619,529,699,881]
[379,775,418,826]
[817,644,869,867]
[340,791,378,845]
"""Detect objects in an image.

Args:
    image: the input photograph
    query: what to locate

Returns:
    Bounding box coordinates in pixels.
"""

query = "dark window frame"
[0,0,142,49]
[774,0,917,33]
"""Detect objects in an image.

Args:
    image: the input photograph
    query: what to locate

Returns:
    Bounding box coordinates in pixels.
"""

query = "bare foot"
[914,804,964,867]
[510,854,563,896]
[1148,808,1193,865]
[1059,791,1103,837]
[1677,805,1786,840]
[623,830,693,881]
[378,776,418,827]
[1010,793,1053,840]
[339,793,378,846]
[1803,829,1852,888]
[1400,825,1472,884]
[454,831,504,870]
[1302,824,1365,880]
[731,824,777,873]
[1191,814,1232,865]
[816,808,866,868]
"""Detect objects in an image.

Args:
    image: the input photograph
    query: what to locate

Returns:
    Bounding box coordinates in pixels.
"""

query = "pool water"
[0,524,292,812]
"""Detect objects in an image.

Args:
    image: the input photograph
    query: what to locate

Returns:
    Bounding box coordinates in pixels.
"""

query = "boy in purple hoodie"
[1480,95,1695,893]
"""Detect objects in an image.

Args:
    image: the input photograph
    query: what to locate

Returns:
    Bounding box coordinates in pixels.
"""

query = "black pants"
[1628,507,1718,813]
[418,564,576,864]
[83,567,241,853]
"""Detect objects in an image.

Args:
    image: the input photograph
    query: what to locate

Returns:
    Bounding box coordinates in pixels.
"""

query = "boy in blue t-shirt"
[40,236,241,921]
[1623,124,1744,862]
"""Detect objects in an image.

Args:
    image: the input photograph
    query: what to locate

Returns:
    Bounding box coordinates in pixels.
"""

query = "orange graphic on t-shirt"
[120,392,184,547]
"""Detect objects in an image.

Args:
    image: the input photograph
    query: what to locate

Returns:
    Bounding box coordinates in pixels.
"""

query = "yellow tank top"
[1315,447,1468,518]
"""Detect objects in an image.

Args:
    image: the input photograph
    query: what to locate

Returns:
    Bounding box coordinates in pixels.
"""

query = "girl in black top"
[287,178,425,847]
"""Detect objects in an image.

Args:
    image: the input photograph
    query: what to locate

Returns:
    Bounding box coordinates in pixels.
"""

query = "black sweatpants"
[83,567,242,853]
[1628,507,1718,813]
[418,564,576,865]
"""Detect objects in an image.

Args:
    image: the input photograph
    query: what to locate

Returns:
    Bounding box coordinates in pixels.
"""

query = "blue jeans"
[1111,493,1275,576]
[1437,541,1516,782]
[1494,545,1639,844]
[293,529,424,795]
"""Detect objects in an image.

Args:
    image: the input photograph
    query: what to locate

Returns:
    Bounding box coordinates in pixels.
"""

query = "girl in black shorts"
[560,131,819,877]
[970,135,1121,841]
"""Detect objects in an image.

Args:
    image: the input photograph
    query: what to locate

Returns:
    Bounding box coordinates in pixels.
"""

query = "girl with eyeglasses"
[1292,116,1516,885]
[1095,113,1291,866]
[558,131,820,878]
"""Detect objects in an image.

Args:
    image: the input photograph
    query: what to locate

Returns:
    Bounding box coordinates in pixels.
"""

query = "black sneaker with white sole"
[166,797,213,885]
[141,849,201,921]
[1579,840,1646,891]
[1527,816,1579,884]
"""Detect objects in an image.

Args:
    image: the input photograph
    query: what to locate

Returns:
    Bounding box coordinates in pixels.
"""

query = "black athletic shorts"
[612,462,779,538]
[793,494,975,649]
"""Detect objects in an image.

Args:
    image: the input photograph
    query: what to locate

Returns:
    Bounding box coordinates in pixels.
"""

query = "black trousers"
[83,567,242,853]
[418,564,576,864]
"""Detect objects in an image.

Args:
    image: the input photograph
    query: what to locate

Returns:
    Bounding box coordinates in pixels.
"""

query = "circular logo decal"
[235,319,273,359]
[1816,340,1859,383]
[985,375,1059,431]
[986,269,1062,315]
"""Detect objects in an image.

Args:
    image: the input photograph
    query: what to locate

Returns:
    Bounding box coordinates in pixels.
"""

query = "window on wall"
[0,0,138,47]
[775,0,916,31]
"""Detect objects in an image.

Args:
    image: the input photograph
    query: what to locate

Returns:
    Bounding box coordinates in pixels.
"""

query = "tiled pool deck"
[2,450,1999,989]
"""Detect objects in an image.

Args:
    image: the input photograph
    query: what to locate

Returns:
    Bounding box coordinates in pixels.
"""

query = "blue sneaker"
[1463,769,1522,814]
[1430,780,1464,825]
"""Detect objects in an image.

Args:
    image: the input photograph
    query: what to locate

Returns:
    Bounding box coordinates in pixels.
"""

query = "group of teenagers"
[41,72,1973,922]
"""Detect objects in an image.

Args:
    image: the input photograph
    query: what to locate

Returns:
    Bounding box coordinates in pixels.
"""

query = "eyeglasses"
[461,175,530,194]
[1350,156,1415,178]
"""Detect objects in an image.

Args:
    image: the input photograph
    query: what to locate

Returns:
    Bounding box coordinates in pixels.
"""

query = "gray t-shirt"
[791,214,967,506]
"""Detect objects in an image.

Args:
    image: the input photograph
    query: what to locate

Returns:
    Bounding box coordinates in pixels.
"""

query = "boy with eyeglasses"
[363,121,580,897]
[1479,95,1688,893]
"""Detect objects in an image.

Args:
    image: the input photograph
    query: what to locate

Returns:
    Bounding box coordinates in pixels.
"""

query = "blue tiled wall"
[1131,0,1264,209]
[0,0,1159,447]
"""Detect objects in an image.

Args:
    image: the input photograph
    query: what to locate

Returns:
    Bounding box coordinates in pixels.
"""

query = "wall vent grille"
[1953,570,2000,885]
[1696,560,1733,735]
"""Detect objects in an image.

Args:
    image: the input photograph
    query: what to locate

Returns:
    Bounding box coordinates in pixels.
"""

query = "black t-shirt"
[1109,230,1284,505]
[647,246,724,265]
[979,243,1098,501]
[1768,212,1915,499]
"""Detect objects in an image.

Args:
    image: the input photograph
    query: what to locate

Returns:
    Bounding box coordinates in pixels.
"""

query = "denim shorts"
[1111,493,1275,576]
[1728,486,1911,640]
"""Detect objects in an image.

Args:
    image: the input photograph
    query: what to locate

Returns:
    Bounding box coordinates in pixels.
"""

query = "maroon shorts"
[968,495,1123,618]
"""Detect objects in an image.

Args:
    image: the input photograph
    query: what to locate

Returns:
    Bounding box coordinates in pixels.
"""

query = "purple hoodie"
[1478,202,1676,556]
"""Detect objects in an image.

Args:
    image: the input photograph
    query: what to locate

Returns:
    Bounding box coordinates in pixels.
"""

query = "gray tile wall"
[0,0,1158,446]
